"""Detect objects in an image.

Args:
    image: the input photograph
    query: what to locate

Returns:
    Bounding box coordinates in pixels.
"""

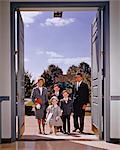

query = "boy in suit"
[60,90,73,135]
[52,84,63,104]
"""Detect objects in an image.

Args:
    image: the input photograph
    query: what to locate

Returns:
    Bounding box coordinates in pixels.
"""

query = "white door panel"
[91,10,103,139]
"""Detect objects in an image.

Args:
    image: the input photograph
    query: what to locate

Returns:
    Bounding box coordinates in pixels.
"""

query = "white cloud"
[21,11,43,26]
[35,50,64,58]
[24,58,30,62]
[40,17,75,27]
[48,57,91,66]
[46,51,64,58]
[36,51,44,55]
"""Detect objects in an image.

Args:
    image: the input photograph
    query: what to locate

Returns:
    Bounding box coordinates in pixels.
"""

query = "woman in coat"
[31,77,48,134]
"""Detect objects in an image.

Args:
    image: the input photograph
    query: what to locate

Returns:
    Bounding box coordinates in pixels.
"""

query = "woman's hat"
[37,76,45,84]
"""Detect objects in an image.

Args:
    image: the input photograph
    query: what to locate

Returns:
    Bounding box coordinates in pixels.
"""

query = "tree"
[48,64,63,78]
[41,64,63,97]
[67,65,79,76]
[78,62,91,75]
[41,64,63,87]
[41,70,53,88]
[78,62,91,89]
[24,72,35,98]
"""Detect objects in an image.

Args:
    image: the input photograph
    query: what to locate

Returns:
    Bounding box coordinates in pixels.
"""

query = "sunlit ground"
[21,114,98,140]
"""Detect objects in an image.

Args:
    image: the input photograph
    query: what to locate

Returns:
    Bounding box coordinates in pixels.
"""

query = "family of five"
[31,73,89,135]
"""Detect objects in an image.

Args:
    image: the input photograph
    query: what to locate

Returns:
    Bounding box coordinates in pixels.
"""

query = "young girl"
[46,96,63,135]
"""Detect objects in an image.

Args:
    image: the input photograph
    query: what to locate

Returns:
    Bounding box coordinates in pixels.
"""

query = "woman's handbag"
[35,98,42,110]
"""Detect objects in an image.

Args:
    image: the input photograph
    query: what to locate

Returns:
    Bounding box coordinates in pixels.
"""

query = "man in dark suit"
[72,73,89,133]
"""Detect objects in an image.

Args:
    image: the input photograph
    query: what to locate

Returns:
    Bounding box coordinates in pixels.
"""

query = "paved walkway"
[22,115,97,140]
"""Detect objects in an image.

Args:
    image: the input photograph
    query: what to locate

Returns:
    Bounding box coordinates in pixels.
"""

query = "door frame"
[10,1,110,142]
[16,10,25,140]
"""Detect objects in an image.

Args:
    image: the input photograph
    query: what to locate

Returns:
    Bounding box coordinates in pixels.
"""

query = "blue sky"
[21,11,96,79]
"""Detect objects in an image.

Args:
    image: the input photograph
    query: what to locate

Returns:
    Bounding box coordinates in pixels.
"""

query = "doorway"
[10,1,110,142]
[19,10,96,140]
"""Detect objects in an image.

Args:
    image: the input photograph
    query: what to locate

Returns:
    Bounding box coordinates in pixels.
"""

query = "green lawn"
[25,101,34,106]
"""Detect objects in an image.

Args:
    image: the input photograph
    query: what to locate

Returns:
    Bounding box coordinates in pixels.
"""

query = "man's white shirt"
[76,80,82,91]
[55,91,59,96]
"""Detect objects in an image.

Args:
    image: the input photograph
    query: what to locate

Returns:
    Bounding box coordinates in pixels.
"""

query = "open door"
[17,11,25,139]
[91,10,103,139]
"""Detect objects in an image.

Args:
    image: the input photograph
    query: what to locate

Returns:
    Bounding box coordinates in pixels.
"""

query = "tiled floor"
[72,141,120,150]
[0,140,106,150]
